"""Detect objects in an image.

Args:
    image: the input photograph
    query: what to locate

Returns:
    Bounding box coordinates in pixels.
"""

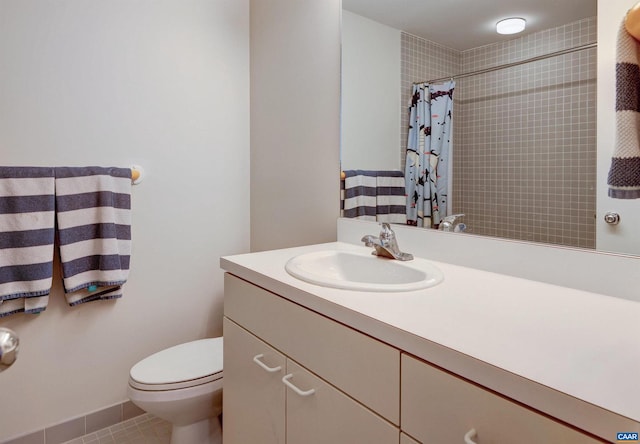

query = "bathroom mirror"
[339,0,632,253]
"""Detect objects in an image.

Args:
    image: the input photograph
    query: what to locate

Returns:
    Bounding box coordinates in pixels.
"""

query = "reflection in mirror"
[340,0,598,250]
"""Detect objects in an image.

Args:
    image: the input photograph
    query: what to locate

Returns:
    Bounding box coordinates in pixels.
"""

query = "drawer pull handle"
[464,428,477,444]
[282,373,316,397]
[252,354,282,373]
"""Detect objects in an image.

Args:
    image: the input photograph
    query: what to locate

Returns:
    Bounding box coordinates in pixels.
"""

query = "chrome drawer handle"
[282,373,316,397]
[464,428,477,444]
[252,354,282,373]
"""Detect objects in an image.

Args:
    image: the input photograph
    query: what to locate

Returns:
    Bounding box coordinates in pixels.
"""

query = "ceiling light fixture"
[496,17,526,35]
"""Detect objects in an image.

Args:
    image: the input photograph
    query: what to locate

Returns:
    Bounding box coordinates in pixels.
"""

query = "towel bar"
[626,2,640,40]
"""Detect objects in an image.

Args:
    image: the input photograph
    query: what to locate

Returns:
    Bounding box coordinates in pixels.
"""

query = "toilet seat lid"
[130,338,223,387]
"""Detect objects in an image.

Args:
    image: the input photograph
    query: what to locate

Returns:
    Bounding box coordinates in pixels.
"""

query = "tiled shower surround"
[401,17,597,249]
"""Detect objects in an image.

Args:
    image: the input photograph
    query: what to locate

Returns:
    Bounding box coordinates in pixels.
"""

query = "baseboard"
[1,401,146,444]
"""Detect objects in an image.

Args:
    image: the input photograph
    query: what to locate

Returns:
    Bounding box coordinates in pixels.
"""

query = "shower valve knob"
[604,212,621,225]
[0,327,19,371]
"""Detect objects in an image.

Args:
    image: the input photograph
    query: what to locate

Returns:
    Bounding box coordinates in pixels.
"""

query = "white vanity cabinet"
[221,242,640,443]
[223,273,400,444]
[223,272,605,444]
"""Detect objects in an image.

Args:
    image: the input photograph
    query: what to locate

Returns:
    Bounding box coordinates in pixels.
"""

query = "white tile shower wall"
[400,17,597,249]
[454,17,597,248]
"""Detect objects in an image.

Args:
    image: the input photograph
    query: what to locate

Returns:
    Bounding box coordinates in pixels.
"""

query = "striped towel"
[54,167,132,306]
[343,170,407,223]
[343,170,377,221]
[0,167,55,317]
[375,171,407,224]
[607,18,640,198]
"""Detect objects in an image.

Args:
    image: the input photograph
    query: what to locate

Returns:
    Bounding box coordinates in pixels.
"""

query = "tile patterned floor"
[62,414,171,444]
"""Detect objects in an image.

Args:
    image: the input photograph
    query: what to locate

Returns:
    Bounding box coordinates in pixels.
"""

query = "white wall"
[0,0,249,440]
[596,0,640,255]
[341,11,401,171]
[250,0,341,252]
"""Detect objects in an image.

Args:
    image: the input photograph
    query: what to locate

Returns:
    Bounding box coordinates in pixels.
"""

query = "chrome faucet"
[361,223,413,261]
[438,214,465,232]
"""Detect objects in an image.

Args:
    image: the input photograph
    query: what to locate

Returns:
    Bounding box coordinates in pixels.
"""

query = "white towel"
[55,167,132,306]
[0,167,55,317]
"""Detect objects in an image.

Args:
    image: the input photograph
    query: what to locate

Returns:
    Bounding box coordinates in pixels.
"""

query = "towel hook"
[130,165,145,185]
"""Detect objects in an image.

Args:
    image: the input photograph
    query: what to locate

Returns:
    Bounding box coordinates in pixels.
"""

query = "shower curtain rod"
[415,41,597,85]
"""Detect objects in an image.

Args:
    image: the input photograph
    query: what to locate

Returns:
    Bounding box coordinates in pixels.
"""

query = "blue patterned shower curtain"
[405,80,455,228]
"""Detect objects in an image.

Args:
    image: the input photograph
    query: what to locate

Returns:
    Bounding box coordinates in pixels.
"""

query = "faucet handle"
[439,214,466,232]
[442,213,465,223]
[379,222,394,239]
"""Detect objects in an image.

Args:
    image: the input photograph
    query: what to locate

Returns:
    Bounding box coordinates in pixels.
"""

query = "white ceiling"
[342,0,597,51]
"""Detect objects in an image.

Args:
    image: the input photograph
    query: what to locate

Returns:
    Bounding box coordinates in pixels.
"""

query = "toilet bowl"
[127,338,223,444]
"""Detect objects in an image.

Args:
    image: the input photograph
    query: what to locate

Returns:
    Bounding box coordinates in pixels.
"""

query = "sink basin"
[284,250,443,292]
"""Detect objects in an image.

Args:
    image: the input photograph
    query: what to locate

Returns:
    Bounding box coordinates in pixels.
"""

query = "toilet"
[127,338,223,444]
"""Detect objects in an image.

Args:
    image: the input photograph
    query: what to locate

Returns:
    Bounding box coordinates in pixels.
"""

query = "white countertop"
[221,241,640,440]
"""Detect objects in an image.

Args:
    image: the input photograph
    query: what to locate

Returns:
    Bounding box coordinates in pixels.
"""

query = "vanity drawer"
[401,354,602,444]
[224,273,400,425]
